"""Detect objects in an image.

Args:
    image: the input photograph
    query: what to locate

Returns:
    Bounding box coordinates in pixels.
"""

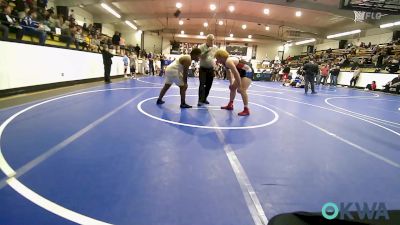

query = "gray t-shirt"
[199,43,218,69]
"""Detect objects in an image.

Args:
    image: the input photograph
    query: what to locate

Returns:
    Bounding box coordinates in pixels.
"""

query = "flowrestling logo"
[322,202,389,221]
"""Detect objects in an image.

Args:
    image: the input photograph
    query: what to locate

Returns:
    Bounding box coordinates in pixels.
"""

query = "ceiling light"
[218,20,224,25]
[380,23,394,28]
[263,8,270,15]
[176,2,182,9]
[230,33,234,37]
[210,4,216,11]
[380,21,400,28]
[204,22,208,27]
[181,30,185,35]
[200,31,204,36]
[248,35,252,39]
[242,24,247,29]
[295,11,302,17]
[179,20,184,25]
[125,20,137,30]
[228,5,235,12]
[327,29,361,39]
[100,3,121,18]
[295,38,315,45]
[265,26,270,31]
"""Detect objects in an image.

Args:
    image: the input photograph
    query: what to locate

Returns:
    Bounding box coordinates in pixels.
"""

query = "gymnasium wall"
[117,26,141,46]
[102,23,116,37]
[143,32,163,54]
[348,31,393,45]
[0,41,125,91]
[256,44,304,60]
[315,40,340,51]
[256,43,282,60]
[70,7,94,26]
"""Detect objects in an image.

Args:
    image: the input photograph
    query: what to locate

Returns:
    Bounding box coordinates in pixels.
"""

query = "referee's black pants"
[198,67,214,103]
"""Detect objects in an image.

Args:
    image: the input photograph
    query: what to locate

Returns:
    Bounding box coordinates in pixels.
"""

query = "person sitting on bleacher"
[386,59,399,74]
[383,74,400,94]
[0,3,23,41]
[21,9,47,45]
[74,27,88,50]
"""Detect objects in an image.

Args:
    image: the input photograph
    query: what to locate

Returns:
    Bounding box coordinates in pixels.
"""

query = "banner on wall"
[170,42,201,55]
[226,45,248,56]
[340,0,399,15]
[170,41,223,55]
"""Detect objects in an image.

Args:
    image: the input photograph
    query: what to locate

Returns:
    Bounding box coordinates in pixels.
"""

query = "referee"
[303,59,318,94]
[100,45,114,83]
[198,34,218,106]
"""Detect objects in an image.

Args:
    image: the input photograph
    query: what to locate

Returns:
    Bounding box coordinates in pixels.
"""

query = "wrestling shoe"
[180,104,192,109]
[221,102,234,110]
[238,107,250,116]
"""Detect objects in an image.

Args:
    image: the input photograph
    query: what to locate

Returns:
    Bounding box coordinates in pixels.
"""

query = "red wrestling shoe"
[238,107,250,116]
[221,102,234,110]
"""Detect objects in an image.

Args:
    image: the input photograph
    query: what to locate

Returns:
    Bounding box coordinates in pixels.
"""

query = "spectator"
[69,9,75,21]
[271,64,280,82]
[129,53,137,78]
[25,0,34,10]
[329,65,340,87]
[282,64,291,83]
[372,44,381,55]
[14,0,27,19]
[159,54,165,76]
[112,31,120,45]
[134,43,140,57]
[386,44,394,55]
[44,9,57,30]
[36,0,47,16]
[315,64,321,85]
[90,34,100,52]
[59,21,75,48]
[387,59,399,74]
[365,81,376,91]
[21,9,47,45]
[119,34,125,55]
[376,53,384,69]
[349,66,361,87]
[107,37,112,48]
[383,74,400,94]
[74,27,88,50]
[123,53,129,78]
[0,4,23,41]
[319,64,329,85]
[112,31,120,53]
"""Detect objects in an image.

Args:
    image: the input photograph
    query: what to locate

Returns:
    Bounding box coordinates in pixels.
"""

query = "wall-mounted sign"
[341,0,399,15]
[353,11,387,22]
[226,45,248,56]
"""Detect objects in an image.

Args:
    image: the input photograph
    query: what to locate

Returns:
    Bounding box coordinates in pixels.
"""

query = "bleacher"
[0,0,132,56]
